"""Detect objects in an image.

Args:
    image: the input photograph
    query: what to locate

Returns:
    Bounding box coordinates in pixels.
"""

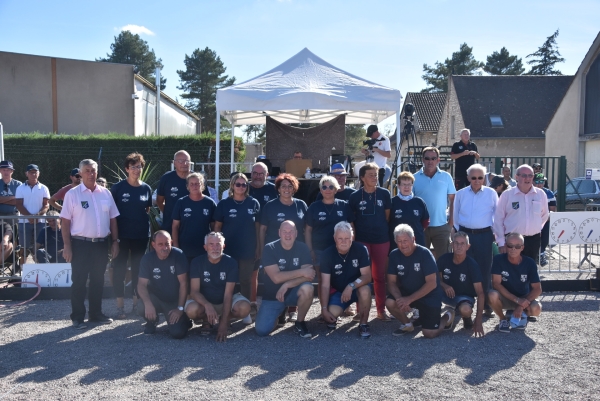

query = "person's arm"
[171,220,181,248]
[61,218,72,262]
[0,195,17,205]
[49,194,63,211]
[340,265,371,303]
[137,277,157,322]
[264,263,315,285]
[213,221,223,233]
[189,277,218,324]
[385,208,390,223]
[217,282,236,342]
[304,225,314,261]
[472,282,485,337]
[258,225,267,258]
[439,272,455,298]
[450,150,470,160]
[255,222,261,261]
[319,273,335,323]
[110,217,119,259]
[373,147,391,158]
[168,273,188,325]
[156,195,165,213]
[540,194,550,227]
[404,273,437,305]
[39,198,50,215]
[15,198,30,216]
[447,194,455,229]
[452,192,460,231]
[493,193,508,250]
[524,282,542,305]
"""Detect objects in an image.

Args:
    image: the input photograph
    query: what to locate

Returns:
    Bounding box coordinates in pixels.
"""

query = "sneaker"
[143,322,156,335]
[72,320,87,330]
[326,319,338,330]
[277,311,287,327]
[527,316,538,322]
[115,307,126,320]
[88,313,113,324]
[392,323,414,336]
[483,309,495,318]
[443,308,455,330]
[293,321,312,338]
[411,318,422,329]
[288,311,298,322]
[539,252,548,267]
[242,314,253,325]
[498,319,510,333]
[200,323,212,336]
[462,317,474,329]
[359,324,371,339]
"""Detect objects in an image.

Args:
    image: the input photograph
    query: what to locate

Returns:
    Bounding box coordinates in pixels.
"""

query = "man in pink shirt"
[493,164,549,264]
[48,168,81,211]
[61,159,120,330]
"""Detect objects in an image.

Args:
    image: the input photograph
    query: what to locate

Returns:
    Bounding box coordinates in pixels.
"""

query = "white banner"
[549,212,600,245]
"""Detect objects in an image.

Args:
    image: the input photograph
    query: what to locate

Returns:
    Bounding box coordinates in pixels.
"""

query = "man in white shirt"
[15,164,50,253]
[361,125,391,187]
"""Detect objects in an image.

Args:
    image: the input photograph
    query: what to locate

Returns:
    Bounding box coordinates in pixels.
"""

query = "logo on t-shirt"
[153,268,160,273]
[414,263,420,272]
[521,274,527,282]
[278,259,286,270]
[170,187,179,197]
[203,271,210,282]
[319,212,326,216]
[81,201,89,209]
[293,258,299,266]
[170,266,175,274]
[123,193,130,198]
[337,211,343,217]
[352,259,358,267]
[459,273,466,282]
[297,210,304,219]
[413,210,419,216]
[248,209,254,215]
[264,196,270,202]
[395,210,402,217]
[140,195,148,201]
[501,271,509,281]
[444,268,451,274]
[334,264,342,275]
[153,274,160,279]
[220,272,226,280]
[203,209,209,216]
[377,200,383,207]
[512,202,520,210]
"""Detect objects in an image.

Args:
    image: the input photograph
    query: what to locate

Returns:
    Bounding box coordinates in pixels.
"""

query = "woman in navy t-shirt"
[389,171,429,248]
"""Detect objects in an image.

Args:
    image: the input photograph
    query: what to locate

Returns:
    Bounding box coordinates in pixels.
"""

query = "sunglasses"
[506,244,523,249]
[234,182,248,188]
[321,185,335,191]
[470,176,484,180]
[75,175,81,179]
[423,157,438,161]
[534,180,544,184]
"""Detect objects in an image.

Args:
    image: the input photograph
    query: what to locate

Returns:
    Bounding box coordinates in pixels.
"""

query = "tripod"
[387,114,419,188]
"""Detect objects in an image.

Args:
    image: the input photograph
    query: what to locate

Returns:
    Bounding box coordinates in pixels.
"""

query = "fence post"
[494,157,503,175]
[557,155,567,211]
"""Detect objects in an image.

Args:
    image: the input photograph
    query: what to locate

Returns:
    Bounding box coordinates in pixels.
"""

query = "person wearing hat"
[315,163,355,201]
[15,164,50,254]
[0,161,22,217]
[361,125,391,187]
[532,163,549,189]
[48,168,82,211]
[451,129,480,190]
[534,173,556,266]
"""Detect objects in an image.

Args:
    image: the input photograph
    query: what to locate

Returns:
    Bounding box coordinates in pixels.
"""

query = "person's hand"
[443,285,455,299]
[512,305,524,319]
[516,297,530,309]
[204,304,219,325]
[472,318,484,338]
[111,241,119,259]
[341,285,353,303]
[168,308,183,324]
[276,283,288,302]
[301,266,316,281]
[28,218,35,224]
[322,309,336,324]
[145,304,157,322]
[63,245,72,262]
[499,246,506,254]
[395,297,412,313]
[216,322,229,342]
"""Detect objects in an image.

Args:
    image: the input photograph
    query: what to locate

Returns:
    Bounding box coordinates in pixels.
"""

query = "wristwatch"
[177,306,184,311]
[349,282,356,290]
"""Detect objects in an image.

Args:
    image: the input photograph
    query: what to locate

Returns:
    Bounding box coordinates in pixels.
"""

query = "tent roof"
[216,48,402,125]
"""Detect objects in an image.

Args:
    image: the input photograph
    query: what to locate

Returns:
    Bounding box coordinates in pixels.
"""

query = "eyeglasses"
[518,174,534,178]
[128,165,143,170]
[470,176,484,180]
[506,244,523,249]
[398,182,413,187]
[234,183,248,188]
[423,157,438,161]
[251,171,265,176]
[321,185,335,191]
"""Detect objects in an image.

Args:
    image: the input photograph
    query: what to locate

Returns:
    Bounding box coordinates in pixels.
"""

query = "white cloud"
[120,24,155,36]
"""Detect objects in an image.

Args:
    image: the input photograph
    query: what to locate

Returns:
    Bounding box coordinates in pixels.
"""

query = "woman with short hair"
[389,171,429,247]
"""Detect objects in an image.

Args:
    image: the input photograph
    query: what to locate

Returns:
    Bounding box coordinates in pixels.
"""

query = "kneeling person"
[386,224,449,339]
[186,232,251,342]
[137,230,191,339]
[438,232,485,337]
[320,221,372,338]
[488,232,542,333]
[255,221,315,338]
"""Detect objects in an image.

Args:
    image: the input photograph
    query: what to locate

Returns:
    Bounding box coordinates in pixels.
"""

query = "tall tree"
[97,31,166,89]
[177,47,235,134]
[345,125,367,156]
[421,43,483,92]
[242,124,266,144]
[483,47,525,75]
[526,29,565,75]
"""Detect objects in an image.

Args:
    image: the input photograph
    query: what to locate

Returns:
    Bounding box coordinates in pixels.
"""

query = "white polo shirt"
[60,184,119,239]
[15,181,50,224]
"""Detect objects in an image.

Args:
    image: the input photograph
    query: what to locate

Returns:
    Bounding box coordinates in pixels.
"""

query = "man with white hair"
[248,162,278,210]
[451,128,480,189]
[319,222,372,338]
[493,164,549,263]
[156,150,192,233]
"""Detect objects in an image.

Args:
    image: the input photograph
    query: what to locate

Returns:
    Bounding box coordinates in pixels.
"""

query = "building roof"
[404,92,446,132]
[452,75,573,138]
[134,74,199,120]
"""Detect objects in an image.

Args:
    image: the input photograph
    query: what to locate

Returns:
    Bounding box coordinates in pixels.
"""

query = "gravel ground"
[0,293,599,401]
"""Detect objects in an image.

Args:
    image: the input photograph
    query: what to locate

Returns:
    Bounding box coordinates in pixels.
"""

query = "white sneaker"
[242,314,253,325]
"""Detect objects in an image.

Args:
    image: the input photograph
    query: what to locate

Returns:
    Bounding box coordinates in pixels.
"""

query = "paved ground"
[0,293,599,400]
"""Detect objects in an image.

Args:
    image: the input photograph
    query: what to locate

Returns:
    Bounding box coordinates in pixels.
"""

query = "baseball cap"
[534,173,546,182]
[70,168,80,176]
[532,163,542,168]
[330,163,348,175]
[26,164,39,172]
[0,161,14,170]
[366,125,379,137]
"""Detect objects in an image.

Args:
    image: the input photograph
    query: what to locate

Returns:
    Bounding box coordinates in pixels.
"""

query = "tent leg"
[395,111,401,180]
[230,121,235,175]
[215,112,220,194]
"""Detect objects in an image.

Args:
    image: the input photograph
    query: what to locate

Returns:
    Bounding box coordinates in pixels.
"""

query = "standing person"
[453,163,497,317]
[110,153,153,319]
[493,164,549,263]
[156,150,192,233]
[532,163,549,189]
[95,177,108,188]
[213,172,260,323]
[348,163,391,321]
[15,164,50,253]
[413,147,456,260]
[534,173,556,266]
[248,162,278,210]
[389,171,429,247]
[172,172,216,262]
[35,211,65,263]
[361,125,391,187]
[502,166,517,188]
[451,128,480,190]
[490,176,509,197]
[48,168,81,211]
[61,159,120,330]
[0,161,22,217]
[315,163,355,201]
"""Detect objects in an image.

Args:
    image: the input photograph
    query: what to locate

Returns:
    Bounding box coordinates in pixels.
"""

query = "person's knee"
[385,298,396,311]
[458,303,472,317]
[185,302,203,320]
[298,283,314,300]
[422,329,439,339]
[529,301,542,316]
[487,290,500,304]
[357,285,371,299]
[170,325,189,340]
[254,322,272,337]
[233,301,251,317]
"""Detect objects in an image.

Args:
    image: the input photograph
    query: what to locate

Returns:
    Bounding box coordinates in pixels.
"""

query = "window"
[489,115,504,128]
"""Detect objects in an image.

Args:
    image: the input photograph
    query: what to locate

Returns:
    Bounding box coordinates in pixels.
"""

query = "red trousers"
[362,242,390,314]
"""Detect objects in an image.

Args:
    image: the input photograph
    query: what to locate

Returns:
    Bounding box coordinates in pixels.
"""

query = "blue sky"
[1,0,599,131]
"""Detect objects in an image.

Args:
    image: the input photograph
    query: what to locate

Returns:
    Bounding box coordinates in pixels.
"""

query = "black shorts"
[388,295,442,330]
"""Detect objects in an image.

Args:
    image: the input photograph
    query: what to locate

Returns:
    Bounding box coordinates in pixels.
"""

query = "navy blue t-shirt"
[260,240,312,301]
[172,195,216,259]
[0,179,22,215]
[389,196,429,247]
[189,253,239,305]
[491,254,540,298]
[260,198,308,244]
[138,247,189,303]
[349,187,391,244]
[387,245,442,308]
[157,171,189,231]
[437,253,482,298]
[36,226,65,262]
[305,199,354,251]
[111,180,152,239]
[320,242,370,293]
[249,181,278,210]
[316,187,356,202]
[214,196,260,260]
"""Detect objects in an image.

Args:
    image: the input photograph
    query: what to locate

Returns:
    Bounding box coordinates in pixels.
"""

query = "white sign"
[21,263,72,288]
[585,168,600,180]
[549,212,600,245]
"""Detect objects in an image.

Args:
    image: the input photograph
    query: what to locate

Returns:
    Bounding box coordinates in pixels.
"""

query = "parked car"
[564,178,600,210]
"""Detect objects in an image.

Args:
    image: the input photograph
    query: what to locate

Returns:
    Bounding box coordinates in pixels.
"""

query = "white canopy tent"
[215,48,402,187]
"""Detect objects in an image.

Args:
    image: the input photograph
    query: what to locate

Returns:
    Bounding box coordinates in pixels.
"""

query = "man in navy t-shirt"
[156,150,191,232]
[438,232,485,337]
[137,231,191,339]
[248,162,278,212]
[185,232,251,342]
[255,221,315,338]
[319,221,372,338]
[386,224,450,339]
[489,232,542,333]
[35,211,65,263]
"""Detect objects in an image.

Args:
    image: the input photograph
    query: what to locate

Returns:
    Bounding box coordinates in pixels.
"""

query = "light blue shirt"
[453,185,498,230]
[413,168,456,227]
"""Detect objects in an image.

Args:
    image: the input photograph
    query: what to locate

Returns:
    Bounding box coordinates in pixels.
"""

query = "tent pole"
[215,111,221,195]
[230,118,235,174]
[395,111,401,179]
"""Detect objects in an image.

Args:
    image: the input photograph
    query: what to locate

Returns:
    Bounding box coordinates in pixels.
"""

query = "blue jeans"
[255,282,312,337]
[442,294,475,309]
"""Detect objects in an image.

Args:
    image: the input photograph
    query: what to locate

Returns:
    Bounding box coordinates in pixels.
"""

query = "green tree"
[421,43,483,92]
[345,125,366,155]
[483,47,525,75]
[526,29,565,75]
[242,124,266,144]
[97,31,166,90]
[177,47,235,134]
